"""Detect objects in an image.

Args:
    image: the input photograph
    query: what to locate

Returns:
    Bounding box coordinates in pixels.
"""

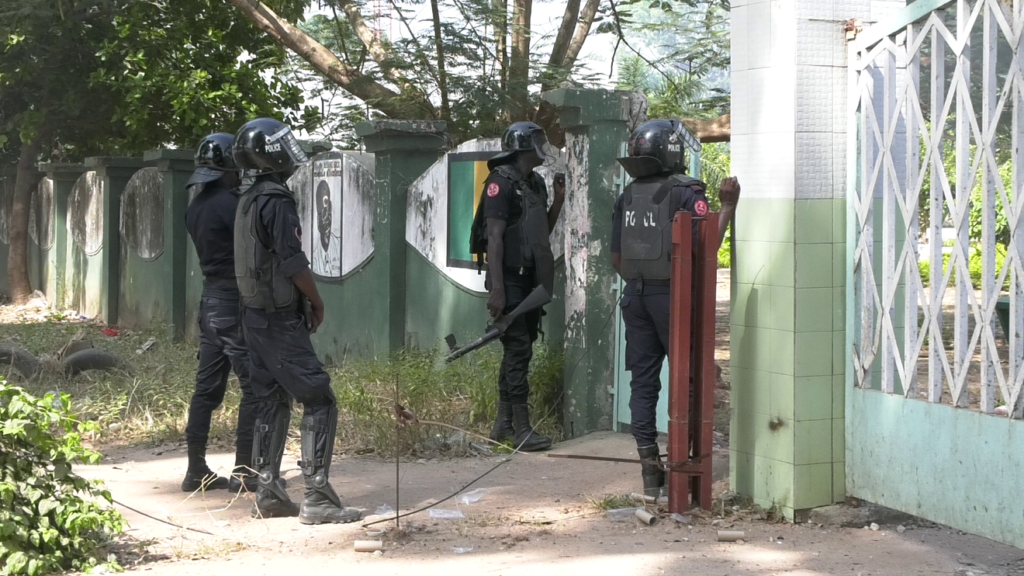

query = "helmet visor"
[531,130,557,166]
[267,126,309,166]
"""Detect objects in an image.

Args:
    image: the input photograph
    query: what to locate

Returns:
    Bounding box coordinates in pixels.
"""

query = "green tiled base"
[731,197,849,513]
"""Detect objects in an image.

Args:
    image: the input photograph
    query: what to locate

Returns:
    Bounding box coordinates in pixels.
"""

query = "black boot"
[489,401,515,444]
[181,469,229,492]
[511,404,552,452]
[250,403,299,519]
[637,444,665,499]
[297,410,361,525]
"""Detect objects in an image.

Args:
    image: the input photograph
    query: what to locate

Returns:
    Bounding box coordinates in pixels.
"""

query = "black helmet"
[487,121,552,170]
[187,133,236,187]
[233,118,308,177]
[617,119,700,179]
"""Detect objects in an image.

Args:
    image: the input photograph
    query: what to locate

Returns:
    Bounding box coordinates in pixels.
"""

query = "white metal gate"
[850,0,1024,412]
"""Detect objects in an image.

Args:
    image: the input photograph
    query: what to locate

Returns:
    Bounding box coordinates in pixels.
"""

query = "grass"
[587,493,639,511]
[2,317,564,456]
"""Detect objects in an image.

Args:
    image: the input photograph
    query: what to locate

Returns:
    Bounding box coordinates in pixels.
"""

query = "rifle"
[444,285,552,363]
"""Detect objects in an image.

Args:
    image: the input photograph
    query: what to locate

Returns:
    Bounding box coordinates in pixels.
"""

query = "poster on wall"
[446,151,495,270]
[312,157,343,278]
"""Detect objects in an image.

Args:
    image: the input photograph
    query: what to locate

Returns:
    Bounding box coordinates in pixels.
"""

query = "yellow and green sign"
[447,151,496,269]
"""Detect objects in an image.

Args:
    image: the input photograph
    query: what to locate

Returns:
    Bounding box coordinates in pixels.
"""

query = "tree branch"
[508,0,532,120]
[225,0,433,119]
[561,0,599,71]
[547,0,580,72]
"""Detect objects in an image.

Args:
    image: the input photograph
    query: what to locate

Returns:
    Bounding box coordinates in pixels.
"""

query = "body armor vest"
[620,174,703,282]
[494,165,555,294]
[234,180,300,312]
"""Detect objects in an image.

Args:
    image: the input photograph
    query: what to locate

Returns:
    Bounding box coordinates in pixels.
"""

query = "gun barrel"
[444,328,501,363]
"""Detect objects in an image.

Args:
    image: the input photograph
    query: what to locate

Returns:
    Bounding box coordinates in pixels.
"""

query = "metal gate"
[847,0,1024,546]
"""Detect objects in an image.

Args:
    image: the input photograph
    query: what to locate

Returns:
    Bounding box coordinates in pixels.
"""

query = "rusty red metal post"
[692,216,719,511]
[667,212,719,514]
[667,213,693,514]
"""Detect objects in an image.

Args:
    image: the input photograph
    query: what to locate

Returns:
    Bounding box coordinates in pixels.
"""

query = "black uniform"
[183,182,256,477]
[611,176,709,448]
[481,165,553,406]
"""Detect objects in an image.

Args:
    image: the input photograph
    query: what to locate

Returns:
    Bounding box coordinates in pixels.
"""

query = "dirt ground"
[82,431,1024,576]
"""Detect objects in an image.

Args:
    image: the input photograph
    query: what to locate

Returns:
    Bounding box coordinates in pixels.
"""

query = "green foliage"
[0,380,124,576]
[0,0,309,159]
[917,245,1009,290]
[718,233,731,269]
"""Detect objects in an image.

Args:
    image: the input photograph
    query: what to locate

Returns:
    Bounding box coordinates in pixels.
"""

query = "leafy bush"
[718,232,732,269]
[0,380,124,576]
[918,245,1009,289]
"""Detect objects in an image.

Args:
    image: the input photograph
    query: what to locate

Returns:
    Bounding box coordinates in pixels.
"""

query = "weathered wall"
[28,177,56,302]
[64,170,105,317]
[119,167,168,329]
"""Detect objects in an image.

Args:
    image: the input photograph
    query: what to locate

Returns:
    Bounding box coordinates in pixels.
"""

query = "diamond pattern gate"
[846,0,1024,546]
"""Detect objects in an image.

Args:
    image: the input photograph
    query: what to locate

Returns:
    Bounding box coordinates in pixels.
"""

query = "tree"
[224,0,605,143]
[0,0,310,302]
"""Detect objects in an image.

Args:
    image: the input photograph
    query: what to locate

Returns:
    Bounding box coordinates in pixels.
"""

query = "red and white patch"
[694,198,709,216]
[486,182,501,198]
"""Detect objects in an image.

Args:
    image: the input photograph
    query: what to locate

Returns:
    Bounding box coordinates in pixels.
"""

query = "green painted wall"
[119,151,193,336]
[40,164,86,310]
[404,246,567,353]
[847,389,1024,549]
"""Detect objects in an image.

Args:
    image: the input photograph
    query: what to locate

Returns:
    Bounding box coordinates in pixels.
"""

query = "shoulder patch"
[487,182,501,198]
[694,198,709,217]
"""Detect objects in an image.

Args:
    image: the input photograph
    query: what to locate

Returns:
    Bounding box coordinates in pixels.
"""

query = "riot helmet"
[617,119,700,179]
[187,133,237,187]
[487,121,556,170]
[233,118,309,178]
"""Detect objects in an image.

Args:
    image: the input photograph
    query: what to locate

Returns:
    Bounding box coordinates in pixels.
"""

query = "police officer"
[181,133,259,494]
[475,121,564,452]
[610,119,740,497]
[232,118,360,524]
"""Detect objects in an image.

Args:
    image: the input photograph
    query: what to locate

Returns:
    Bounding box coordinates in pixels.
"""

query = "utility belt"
[625,277,670,296]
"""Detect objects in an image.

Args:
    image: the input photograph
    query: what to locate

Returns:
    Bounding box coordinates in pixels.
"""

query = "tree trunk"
[494,0,508,93]
[545,0,581,88]
[430,0,451,121]
[508,0,532,121]
[561,0,600,72]
[7,139,43,303]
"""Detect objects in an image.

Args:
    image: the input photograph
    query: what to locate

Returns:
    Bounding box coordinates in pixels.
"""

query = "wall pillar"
[146,149,194,337]
[729,0,905,519]
[542,88,632,437]
[84,157,145,325]
[356,120,448,355]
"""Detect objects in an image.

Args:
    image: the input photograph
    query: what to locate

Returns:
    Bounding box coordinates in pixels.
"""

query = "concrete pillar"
[729,0,906,519]
[145,149,194,337]
[38,163,88,310]
[542,88,632,438]
[83,157,145,324]
[356,120,448,355]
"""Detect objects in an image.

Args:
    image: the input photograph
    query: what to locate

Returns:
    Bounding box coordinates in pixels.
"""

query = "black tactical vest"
[234,180,300,312]
[620,174,703,282]
[495,165,555,294]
